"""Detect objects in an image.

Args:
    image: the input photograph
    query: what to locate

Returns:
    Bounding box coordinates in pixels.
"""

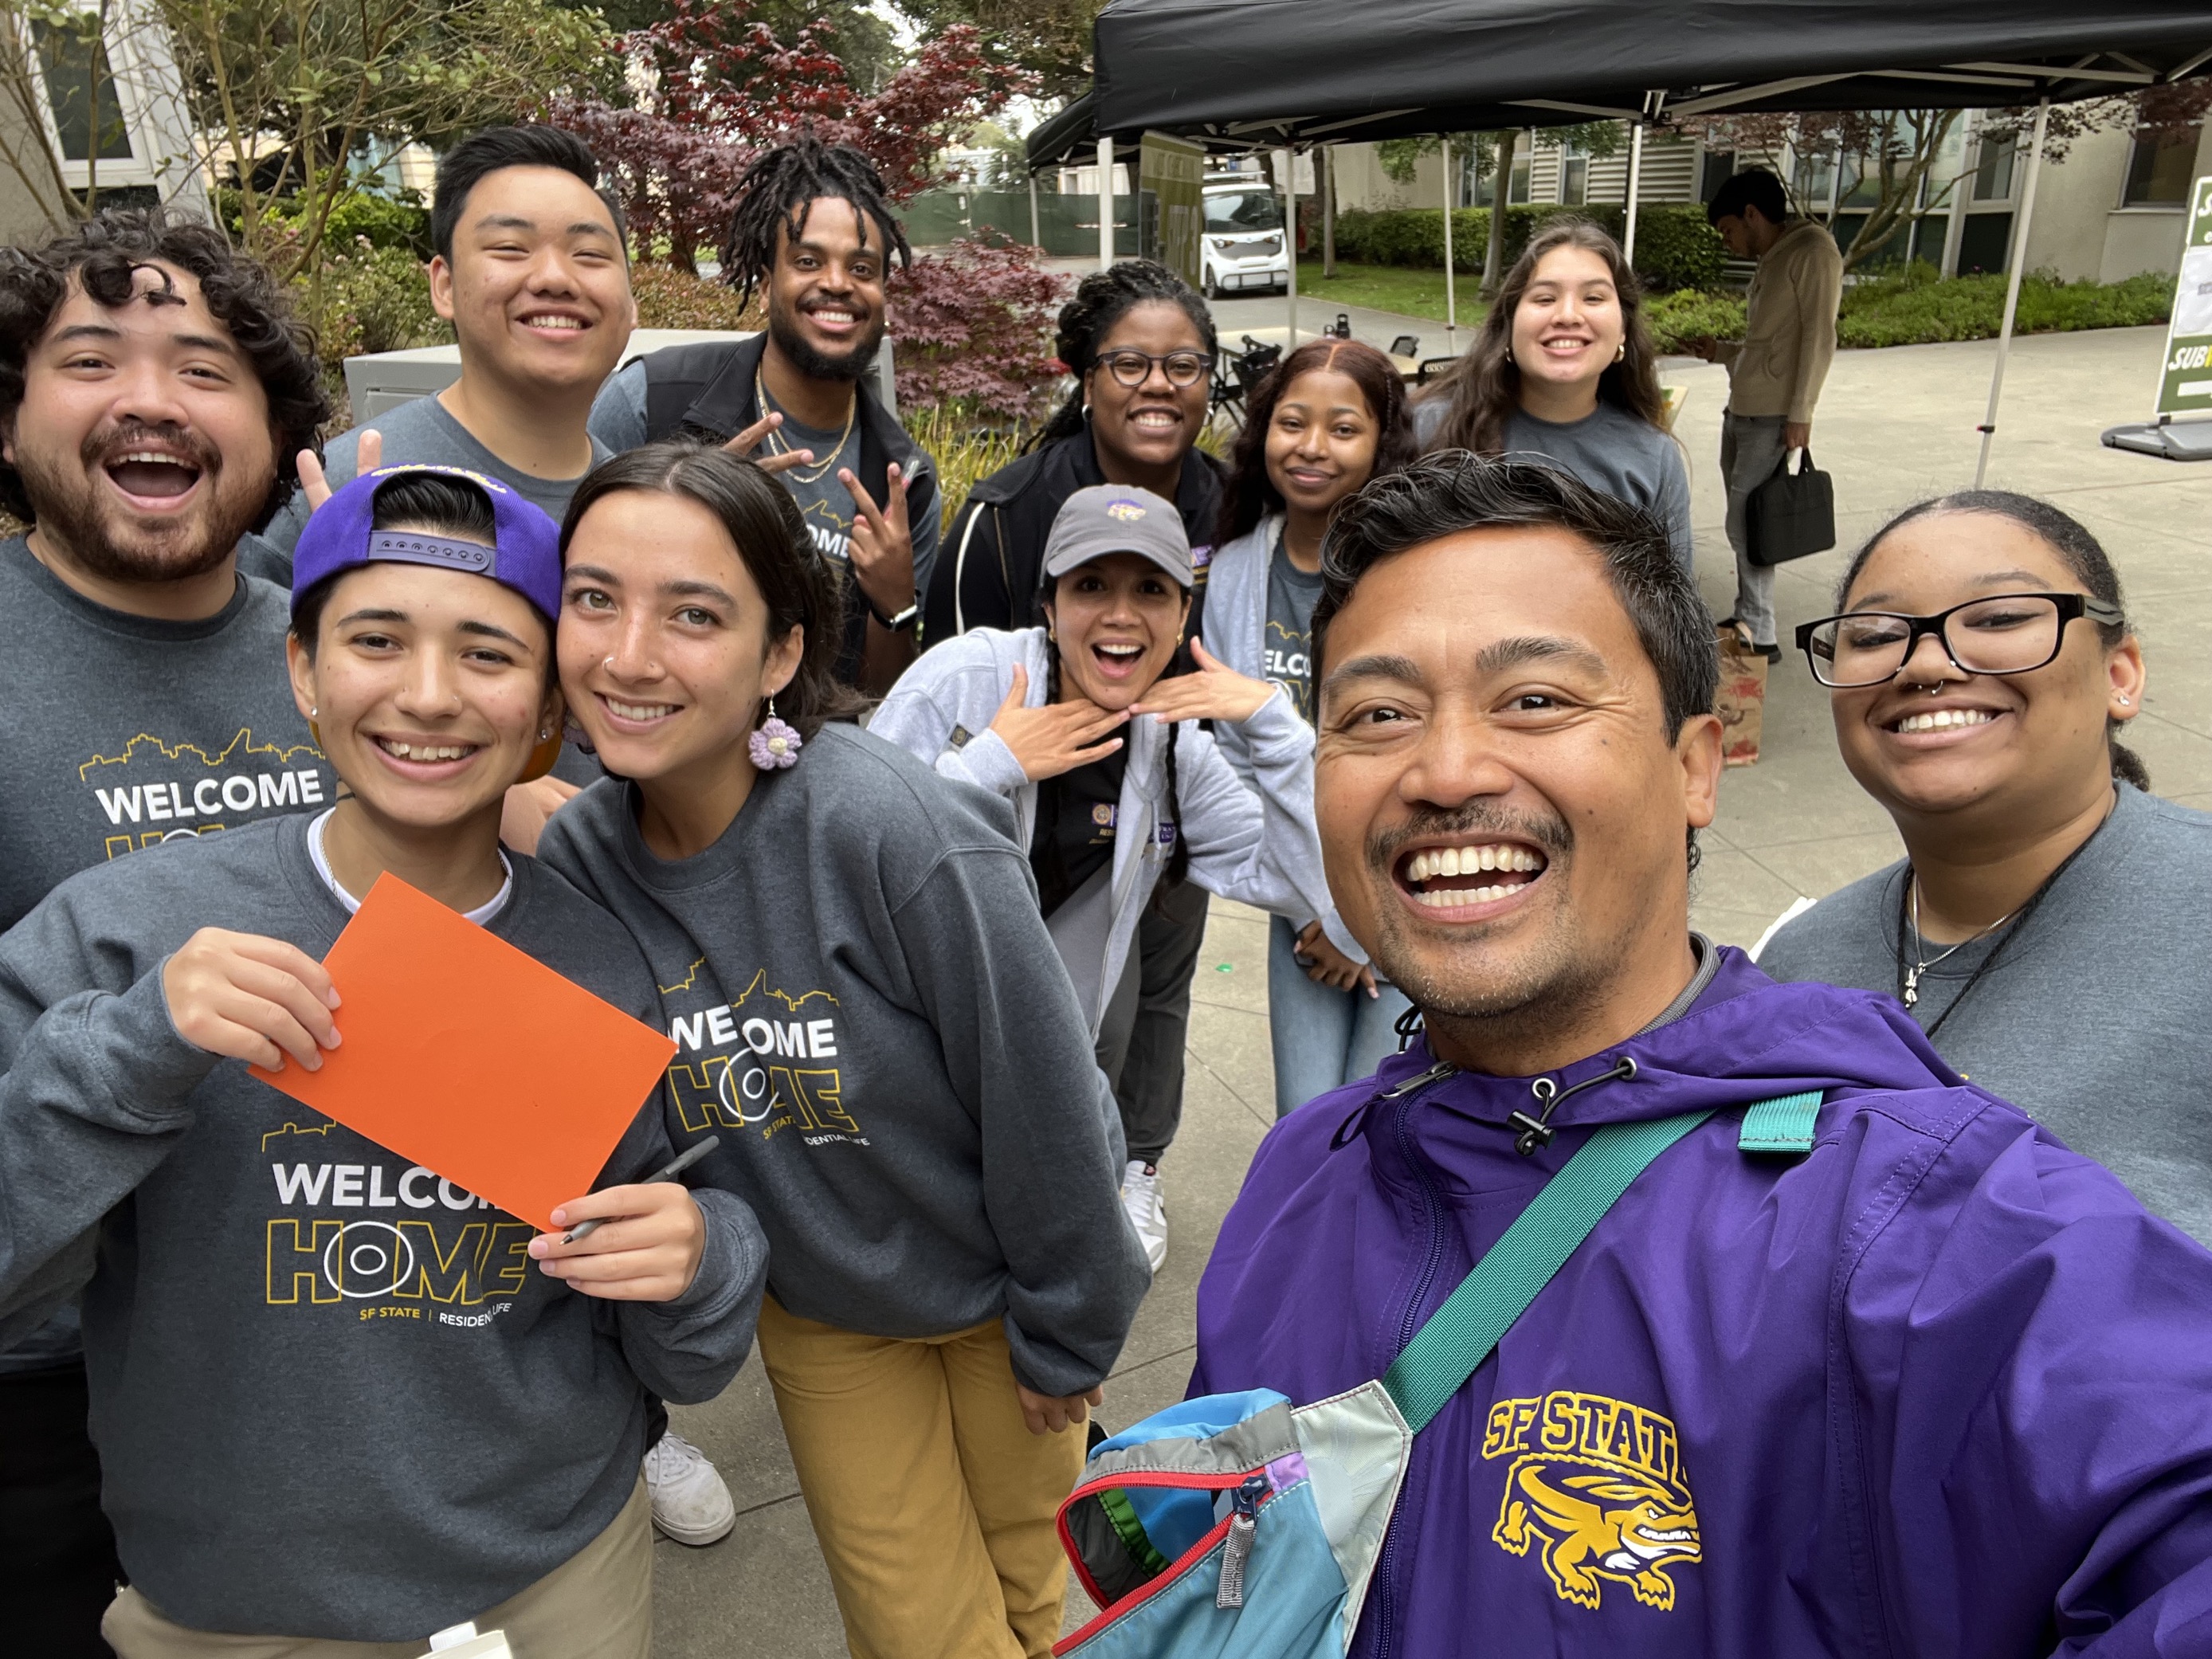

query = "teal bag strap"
[1382,1108,1714,1433]
[1738,1089,1824,1154]
[1378,1091,1826,1433]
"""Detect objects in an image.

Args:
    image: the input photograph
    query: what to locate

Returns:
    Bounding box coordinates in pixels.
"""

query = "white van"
[1200,182,1288,298]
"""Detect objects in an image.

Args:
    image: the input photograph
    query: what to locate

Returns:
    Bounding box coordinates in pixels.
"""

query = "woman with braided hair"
[923,258,1222,642]
[591,135,939,696]
[877,485,1336,1273]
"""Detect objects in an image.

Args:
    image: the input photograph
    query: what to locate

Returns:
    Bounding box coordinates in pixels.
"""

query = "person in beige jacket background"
[1699,167,1844,657]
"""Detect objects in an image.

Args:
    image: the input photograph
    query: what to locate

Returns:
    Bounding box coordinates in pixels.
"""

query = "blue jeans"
[1267,915,1414,1119]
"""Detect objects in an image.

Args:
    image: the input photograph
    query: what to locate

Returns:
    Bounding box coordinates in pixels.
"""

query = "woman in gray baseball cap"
[873,483,1343,1271]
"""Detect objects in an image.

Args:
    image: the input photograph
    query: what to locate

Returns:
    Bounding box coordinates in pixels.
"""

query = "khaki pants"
[757,1296,1088,1659]
[101,1477,653,1659]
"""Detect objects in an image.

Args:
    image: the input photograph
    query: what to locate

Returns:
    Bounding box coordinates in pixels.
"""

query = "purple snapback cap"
[290,465,563,622]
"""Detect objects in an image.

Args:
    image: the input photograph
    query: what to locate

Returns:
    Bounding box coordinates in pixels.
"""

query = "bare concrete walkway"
[653,324,2211,1654]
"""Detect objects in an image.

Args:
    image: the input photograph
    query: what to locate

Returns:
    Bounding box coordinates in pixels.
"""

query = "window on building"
[1559,143,1588,206]
[2124,128,2198,206]
[1698,148,1737,203]
[32,17,132,163]
[1795,151,1837,213]
[1471,143,1533,208]
[1972,135,2016,202]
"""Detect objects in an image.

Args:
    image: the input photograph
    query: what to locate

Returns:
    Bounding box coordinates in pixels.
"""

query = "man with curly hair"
[591,134,939,695]
[0,206,339,1657]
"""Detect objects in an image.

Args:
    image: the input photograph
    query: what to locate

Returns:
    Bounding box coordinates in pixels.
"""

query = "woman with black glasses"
[1760,491,2212,1244]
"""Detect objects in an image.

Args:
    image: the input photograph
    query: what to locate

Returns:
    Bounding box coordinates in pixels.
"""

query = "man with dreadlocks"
[918,259,1227,1273]
[592,135,939,697]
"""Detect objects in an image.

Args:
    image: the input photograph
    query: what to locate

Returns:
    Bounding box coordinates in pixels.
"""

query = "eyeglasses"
[1095,350,1214,389]
[1795,592,2124,688]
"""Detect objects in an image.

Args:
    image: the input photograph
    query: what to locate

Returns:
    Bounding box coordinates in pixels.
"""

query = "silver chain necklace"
[1903,878,2018,1008]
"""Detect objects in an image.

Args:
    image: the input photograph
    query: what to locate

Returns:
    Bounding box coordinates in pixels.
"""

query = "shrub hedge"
[1330,202,1725,291]
[218,190,433,258]
[1834,265,2169,348]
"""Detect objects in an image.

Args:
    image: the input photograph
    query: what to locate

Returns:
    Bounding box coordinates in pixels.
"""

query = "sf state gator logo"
[1482,1390,1703,1611]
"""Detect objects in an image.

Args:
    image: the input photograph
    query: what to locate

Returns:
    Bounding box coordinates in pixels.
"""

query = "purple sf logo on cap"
[1107,500,1147,522]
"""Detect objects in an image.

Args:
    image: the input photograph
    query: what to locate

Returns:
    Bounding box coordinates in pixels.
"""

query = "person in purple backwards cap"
[1188,451,2212,1657]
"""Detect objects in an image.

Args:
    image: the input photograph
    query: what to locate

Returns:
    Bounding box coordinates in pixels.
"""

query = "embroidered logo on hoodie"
[1484,1390,1704,1612]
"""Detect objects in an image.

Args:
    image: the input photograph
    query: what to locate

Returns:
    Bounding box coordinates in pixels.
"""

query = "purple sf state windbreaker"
[1190,948,2212,1658]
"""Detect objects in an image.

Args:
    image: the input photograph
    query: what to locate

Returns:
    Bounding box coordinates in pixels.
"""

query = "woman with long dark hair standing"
[538,443,1147,1659]
[1759,492,2212,1245]
[920,260,1226,1271]
[1416,218,1692,569]
[1209,338,1420,1115]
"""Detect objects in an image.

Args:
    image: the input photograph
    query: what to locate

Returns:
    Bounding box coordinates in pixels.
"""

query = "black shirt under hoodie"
[923,428,1222,646]
[535,724,1150,1397]
[0,815,767,1640]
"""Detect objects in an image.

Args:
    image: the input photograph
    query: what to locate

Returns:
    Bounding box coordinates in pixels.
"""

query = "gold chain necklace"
[755,367,857,487]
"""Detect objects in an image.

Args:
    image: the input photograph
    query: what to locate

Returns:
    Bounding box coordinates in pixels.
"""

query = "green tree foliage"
[158,0,604,279]
[900,0,1103,100]
[1375,122,1622,189]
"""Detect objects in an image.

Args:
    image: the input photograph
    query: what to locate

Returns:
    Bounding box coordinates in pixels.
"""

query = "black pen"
[560,1135,720,1244]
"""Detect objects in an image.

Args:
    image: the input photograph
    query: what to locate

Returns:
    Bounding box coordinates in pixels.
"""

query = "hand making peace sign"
[841,462,916,627]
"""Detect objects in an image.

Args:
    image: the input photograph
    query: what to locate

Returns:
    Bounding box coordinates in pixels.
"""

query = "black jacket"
[622,334,939,680]
[923,428,1222,648]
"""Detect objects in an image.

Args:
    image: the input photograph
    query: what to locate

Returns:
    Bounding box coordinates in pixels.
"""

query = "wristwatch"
[869,599,920,632]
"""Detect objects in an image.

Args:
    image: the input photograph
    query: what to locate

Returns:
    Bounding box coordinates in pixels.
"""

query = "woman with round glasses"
[924,260,1222,640]
[1760,490,2212,1245]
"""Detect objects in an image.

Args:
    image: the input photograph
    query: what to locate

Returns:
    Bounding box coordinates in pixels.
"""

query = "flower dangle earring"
[749,694,802,770]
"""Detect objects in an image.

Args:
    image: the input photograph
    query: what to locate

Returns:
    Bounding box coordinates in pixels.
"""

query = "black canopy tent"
[1030,0,2212,160]
[1028,0,2212,480]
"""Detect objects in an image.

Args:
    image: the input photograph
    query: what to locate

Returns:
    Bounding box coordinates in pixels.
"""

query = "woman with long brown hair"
[1210,337,1418,1115]
[1415,217,1691,569]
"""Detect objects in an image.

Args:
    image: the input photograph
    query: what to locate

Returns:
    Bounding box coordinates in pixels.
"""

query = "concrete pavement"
[651,324,2212,1653]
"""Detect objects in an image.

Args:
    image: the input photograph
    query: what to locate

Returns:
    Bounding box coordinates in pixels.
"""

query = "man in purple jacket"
[1190,453,2212,1657]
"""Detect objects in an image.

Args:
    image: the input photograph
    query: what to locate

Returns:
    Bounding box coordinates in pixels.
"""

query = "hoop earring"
[1614,343,1626,363]
[749,693,802,771]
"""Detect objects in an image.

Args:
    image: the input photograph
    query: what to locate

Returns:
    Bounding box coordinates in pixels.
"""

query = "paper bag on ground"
[253,874,676,1231]
[1716,622,1768,768]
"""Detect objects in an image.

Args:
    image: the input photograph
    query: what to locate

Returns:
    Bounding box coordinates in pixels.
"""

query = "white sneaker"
[644,1431,735,1546]
[1122,1159,1167,1273]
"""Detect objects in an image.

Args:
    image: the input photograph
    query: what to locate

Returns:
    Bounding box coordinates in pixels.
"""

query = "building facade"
[1330,114,2212,284]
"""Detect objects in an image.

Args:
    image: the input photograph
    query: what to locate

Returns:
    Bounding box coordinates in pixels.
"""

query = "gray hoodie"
[0,814,766,1641]
[869,626,1337,1033]
[1200,514,1367,963]
[535,724,1149,1397]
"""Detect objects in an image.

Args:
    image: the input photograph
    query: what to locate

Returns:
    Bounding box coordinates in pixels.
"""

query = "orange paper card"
[254,873,677,1231]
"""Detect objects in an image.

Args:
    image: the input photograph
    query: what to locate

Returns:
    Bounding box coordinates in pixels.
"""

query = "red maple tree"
[551,0,1031,273]
[888,232,1071,424]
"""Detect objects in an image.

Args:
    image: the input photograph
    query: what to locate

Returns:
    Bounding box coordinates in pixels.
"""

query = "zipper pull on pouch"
[1215,1476,1267,1609]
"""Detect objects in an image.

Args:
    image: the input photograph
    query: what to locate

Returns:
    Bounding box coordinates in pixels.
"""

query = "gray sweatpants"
[1720,410,1790,647]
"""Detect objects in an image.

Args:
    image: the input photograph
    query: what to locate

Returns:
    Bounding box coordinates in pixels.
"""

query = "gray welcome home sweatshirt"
[0,814,767,1641]
[536,723,1150,1398]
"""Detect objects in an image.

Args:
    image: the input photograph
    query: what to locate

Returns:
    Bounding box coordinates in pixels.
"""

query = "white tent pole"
[1974,96,2048,489]
[1280,147,1300,343]
[1030,171,1041,249]
[1097,136,1115,269]
[1623,120,1645,263]
[1441,135,1457,348]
